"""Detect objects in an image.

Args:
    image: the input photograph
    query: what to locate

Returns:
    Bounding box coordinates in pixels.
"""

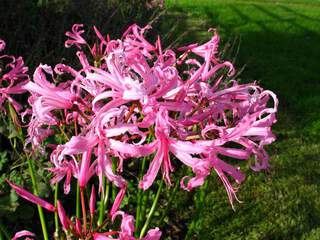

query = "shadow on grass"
[162,2,320,239]
[165,3,320,136]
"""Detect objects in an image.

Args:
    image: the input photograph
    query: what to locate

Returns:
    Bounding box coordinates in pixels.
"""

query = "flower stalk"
[80,188,87,234]
[54,182,59,237]
[158,178,180,227]
[135,155,148,232]
[76,183,81,219]
[139,179,163,238]
[26,157,49,240]
[98,177,110,226]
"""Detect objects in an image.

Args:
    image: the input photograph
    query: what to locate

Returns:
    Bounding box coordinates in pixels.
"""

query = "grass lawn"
[165,0,320,239]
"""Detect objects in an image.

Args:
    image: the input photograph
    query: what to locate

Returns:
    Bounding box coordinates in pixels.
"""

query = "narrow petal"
[110,187,127,217]
[57,200,70,230]
[12,230,35,240]
[90,185,96,216]
[6,180,55,212]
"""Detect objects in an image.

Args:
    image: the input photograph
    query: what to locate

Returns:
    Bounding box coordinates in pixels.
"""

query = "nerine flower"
[65,24,87,49]
[44,24,278,207]
[0,39,29,112]
[17,24,278,234]
[6,22,278,239]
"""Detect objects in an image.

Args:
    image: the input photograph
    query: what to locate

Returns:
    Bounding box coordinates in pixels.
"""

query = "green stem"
[97,176,105,226]
[111,159,116,202]
[104,180,110,206]
[135,156,148,232]
[98,177,110,226]
[135,133,154,234]
[0,221,10,240]
[140,191,149,230]
[54,182,59,235]
[76,183,81,218]
[158,179,180,226]
[139,179,163,238]
[27,157,49,240]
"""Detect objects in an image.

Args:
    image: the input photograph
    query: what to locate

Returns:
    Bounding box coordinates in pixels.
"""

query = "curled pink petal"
[65,24,87,49]
[12,230,35,240]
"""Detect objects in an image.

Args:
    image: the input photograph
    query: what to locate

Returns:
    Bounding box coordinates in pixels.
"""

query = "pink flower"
[23,64,78,149]
[122,24,156,58]
[24,64,75,123]
[0,40,29,112]
[65,24,87,49]
[48,158,74,194]
[139,109,210,190]
[27,23,277,215]
[51,135,97,189]
[113,212,135,239]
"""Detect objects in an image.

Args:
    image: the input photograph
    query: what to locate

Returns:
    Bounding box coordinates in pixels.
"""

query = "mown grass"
[164,0,320,239]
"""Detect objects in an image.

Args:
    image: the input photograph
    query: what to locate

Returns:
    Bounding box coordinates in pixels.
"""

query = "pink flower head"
[38,23,277,213]
[23,64,79,149]
[24,64,76,121]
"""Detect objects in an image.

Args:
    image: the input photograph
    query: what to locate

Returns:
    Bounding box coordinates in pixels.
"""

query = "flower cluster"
[3,22,277,239]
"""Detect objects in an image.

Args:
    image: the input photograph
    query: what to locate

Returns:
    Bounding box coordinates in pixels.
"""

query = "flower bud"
[57,200,69,230]
[89,185,96,216]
